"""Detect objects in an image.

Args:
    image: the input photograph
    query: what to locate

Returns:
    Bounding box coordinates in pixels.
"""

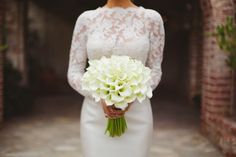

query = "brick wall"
[0,0,5,125]
[200,0,236,156]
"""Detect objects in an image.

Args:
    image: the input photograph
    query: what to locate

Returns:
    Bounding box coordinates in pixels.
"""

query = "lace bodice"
[67,6,165,99]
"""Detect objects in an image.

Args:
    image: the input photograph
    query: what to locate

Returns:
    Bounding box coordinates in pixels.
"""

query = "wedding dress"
[67,5,165,157]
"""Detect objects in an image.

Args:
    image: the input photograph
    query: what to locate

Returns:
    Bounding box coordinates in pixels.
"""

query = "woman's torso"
[83,6,156,65]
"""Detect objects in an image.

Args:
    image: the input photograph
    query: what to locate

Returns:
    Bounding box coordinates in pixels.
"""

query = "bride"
[67,0,165,156]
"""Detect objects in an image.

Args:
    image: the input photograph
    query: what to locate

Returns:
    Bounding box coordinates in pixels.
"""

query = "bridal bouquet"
[81,55,153,137]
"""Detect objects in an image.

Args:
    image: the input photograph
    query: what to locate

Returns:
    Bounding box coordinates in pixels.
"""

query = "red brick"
[201,0,236,155]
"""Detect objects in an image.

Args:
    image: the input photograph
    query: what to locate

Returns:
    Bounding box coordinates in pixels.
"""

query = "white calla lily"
[81,55,153,110]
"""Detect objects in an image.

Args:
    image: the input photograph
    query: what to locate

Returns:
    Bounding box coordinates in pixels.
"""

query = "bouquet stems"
[104,116,128,137]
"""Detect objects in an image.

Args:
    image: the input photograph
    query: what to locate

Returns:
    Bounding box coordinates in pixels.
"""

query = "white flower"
[81,55,153,110]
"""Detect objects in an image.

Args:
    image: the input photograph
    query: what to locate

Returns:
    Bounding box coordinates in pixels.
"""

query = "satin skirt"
[80,96,154,157]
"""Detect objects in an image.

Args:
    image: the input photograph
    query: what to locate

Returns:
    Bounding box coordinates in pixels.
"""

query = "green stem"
[104,116,128,137]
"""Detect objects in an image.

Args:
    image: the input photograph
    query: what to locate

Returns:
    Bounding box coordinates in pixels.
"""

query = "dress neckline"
[97,6,143,11]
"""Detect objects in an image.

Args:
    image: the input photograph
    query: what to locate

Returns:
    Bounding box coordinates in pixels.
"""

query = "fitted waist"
[84,96,150,107]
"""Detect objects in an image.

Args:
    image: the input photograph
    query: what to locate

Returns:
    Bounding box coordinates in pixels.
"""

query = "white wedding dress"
[67,5,165,157]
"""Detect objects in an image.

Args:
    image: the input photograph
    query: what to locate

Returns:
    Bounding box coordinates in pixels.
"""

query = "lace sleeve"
[67,12,93,99]
[146,10,165,91]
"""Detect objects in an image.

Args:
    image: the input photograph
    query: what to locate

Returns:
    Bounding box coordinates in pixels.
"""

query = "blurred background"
[0,0,235,156]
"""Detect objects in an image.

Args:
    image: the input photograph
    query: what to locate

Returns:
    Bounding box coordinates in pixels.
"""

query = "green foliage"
[0,45,7,52]
[212,16,236,70]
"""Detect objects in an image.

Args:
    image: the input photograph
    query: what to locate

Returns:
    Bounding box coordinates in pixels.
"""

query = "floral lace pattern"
[67,6,165,98]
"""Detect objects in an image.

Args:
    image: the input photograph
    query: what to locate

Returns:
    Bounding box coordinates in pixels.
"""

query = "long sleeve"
[67,12,93,99]
[146,11,165,91]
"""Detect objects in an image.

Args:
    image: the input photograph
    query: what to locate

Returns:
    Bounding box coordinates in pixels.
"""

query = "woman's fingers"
[124,102,133,112]
[106,106,124,118]
[100,99,118,118]
[111,106,124,115]
[108,107,124,117]
[100,99,130,118]
[100,99,111,116]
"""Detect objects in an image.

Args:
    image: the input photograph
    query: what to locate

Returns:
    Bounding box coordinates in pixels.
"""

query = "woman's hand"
[100,99,133,119]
